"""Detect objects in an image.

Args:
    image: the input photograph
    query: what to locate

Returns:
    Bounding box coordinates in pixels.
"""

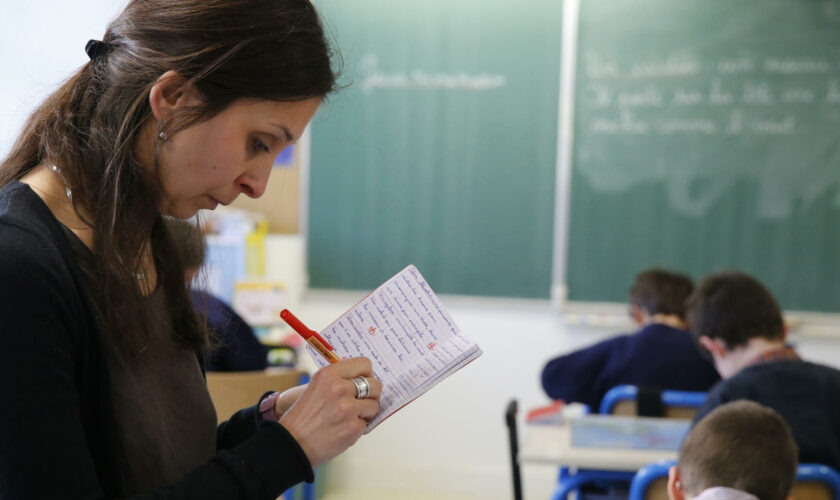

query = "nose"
[236,161,272,199]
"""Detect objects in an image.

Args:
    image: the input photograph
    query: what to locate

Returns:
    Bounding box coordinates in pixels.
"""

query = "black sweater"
[694,359,840,471]
[0,181,313,499]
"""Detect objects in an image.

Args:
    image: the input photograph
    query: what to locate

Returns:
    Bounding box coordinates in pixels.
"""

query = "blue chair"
[599,385,707,419]
[551,468,636,500]
[628,459,675,500]
[629,460,840,500]
[792,464,840,500]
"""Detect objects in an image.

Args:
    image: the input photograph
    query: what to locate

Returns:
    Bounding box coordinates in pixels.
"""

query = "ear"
[698,336,726,358]
[630,305,646,326]
[148,70,201,122]
[781,322,789,343]
[668,465,686,500]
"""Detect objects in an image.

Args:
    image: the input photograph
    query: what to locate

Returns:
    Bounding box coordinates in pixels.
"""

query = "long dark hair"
[0,0,337,355]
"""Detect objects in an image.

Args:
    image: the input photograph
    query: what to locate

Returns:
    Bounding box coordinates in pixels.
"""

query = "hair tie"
[85,39,110,61]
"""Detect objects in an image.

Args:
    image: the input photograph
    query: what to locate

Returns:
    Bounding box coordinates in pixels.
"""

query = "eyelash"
[253,138,271,154]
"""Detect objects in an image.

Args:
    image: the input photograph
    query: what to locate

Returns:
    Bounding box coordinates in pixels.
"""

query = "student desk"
[519,415,690,499]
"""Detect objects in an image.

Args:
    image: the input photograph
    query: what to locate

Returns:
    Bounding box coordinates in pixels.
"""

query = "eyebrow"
[268,123,295,143]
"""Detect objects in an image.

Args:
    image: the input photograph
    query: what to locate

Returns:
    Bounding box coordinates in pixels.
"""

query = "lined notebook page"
[307,265,482,432]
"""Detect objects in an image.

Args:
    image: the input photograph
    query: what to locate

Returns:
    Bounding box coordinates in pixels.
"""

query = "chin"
[162,206,200,219]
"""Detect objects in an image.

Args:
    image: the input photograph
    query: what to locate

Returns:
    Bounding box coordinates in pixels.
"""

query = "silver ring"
[351,376,370,399]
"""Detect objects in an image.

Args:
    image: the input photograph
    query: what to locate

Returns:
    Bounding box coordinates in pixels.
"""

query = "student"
[166,218,268,372]
[688,271,840,471]
[0,1,383,498]
[541,269,719,411]
[668,400,798,500]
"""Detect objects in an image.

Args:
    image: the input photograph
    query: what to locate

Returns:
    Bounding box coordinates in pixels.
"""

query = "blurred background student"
[688,271,840,472]
[167,218,268,372]
[542,268,720,411]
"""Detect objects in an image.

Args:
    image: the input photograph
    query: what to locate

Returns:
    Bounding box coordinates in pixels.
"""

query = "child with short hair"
[688,271,840,470]
[668,400,797,500]
[541,268,719,411]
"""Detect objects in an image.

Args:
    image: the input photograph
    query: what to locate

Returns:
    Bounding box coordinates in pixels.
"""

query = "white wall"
[0,0,127,158]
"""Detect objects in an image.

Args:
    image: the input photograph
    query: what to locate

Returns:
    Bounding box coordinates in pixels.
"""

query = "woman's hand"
[278,357,382,468]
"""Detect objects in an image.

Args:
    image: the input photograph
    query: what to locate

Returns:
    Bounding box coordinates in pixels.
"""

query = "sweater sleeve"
[0,223,107,498]
[540,336,622,410]
[140,422,314,499]
[0,223,312,499]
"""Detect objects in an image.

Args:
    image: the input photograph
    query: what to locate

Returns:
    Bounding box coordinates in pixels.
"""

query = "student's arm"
[541,337,622,410]
[0,225,311,499]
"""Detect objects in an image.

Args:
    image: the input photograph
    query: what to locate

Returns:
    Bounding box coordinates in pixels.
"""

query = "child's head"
[686,271,784,349]
[685,272,786,377]
[668,400,797,500]
[629,268,694,324]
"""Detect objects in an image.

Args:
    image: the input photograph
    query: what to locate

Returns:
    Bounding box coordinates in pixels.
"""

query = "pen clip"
[311,331,334,351]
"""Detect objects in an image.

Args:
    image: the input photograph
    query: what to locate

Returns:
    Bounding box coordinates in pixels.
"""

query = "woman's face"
[156,97,321,218]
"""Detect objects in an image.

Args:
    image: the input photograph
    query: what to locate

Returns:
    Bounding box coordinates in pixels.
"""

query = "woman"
[0,0,382,497]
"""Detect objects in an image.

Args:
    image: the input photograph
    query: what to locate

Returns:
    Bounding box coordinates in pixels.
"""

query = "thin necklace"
[49,165,146,281]
[48,165,73,200]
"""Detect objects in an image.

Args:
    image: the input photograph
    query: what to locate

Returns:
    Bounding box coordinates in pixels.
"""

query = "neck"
[19,164,95,249]
[718,337,787,378]
[643,314,687,329]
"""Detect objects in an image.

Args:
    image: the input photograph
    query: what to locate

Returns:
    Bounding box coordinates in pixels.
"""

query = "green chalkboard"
[308,1,562,297]
[567,0,840,312]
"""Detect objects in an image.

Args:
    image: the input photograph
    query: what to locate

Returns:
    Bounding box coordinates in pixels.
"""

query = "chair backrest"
[600,385,707,419]
[790,464,840,500]
[629,459,675,500]
[630,461,840,500]
[206,369,308,423]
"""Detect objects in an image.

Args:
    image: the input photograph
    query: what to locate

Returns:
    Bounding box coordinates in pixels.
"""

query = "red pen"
[280,309,341,364]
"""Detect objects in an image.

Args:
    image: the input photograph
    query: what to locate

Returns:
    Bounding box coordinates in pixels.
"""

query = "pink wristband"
[259,392,281,422]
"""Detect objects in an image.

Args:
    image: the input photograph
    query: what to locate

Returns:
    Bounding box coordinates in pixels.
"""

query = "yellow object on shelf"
[245,219,268,277]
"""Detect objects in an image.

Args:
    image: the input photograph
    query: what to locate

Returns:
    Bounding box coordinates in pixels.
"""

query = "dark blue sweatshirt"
[541,323,720,411]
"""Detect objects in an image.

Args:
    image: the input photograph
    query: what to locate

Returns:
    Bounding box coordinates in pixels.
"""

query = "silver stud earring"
[158,131,168,142]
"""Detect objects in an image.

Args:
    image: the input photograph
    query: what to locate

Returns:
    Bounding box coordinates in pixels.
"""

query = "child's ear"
[698,336,726,358]
[629,304,646,326]
[668,465,686,500]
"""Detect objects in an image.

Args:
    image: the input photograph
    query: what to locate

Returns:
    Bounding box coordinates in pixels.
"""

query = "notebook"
[305,265,483,432]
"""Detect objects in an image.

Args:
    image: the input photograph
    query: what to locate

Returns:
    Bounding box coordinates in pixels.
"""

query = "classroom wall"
[229,148,303,233]
[0,1,124,157]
